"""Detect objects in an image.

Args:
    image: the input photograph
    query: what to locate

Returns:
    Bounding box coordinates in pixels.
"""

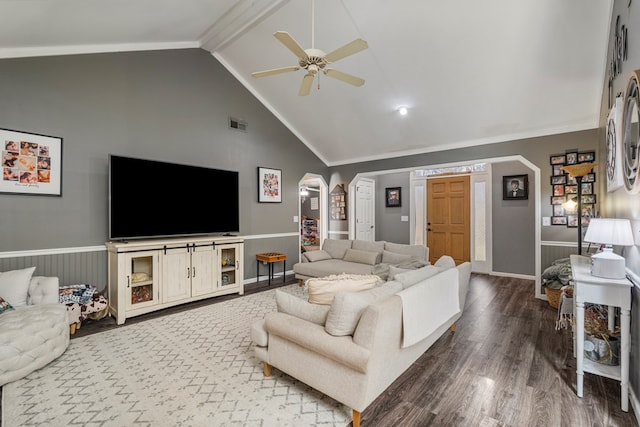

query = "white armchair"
[0,274,69,386]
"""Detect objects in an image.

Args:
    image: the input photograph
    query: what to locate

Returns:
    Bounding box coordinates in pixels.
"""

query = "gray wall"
[492,162,535,275]
[330,130,598,275]
[375,173,410,243]
[599,0,640,406]
[0,49,329,281]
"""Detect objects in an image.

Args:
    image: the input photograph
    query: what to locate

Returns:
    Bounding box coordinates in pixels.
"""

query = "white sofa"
[0,271,69,386]
[294,239,429,281]
[252,261,471,427]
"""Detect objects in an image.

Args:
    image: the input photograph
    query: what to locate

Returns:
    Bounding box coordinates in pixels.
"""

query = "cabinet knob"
[192,267,196,277]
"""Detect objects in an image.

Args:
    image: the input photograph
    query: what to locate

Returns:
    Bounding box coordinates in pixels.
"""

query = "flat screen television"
[109,155,239,240]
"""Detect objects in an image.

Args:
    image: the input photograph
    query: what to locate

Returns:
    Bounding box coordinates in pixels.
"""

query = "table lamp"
[583,218,634,279]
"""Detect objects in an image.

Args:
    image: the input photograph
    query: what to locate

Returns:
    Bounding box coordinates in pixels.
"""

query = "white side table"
[570,254,631,412]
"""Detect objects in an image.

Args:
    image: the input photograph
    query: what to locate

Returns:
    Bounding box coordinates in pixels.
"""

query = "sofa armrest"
[28,276,59,305]
[265,312,370,374]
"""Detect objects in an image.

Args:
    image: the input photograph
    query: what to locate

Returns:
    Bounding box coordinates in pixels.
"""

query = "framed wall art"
[257,167,282,203]
[385,187,401,207]
[1,128,62,196]
[503,175,528,200]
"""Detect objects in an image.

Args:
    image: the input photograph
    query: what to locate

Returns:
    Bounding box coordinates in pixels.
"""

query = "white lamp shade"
[584,218,634,246]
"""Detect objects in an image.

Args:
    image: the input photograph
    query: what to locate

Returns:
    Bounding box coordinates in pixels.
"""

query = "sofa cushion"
[0,296,14,315]
[275,289,330,325]
[343,248,381,265]
[434,255,456,269]
[322,239,353,259]
[381,250,413,265]
[325,281,403,336]
[384,242,427,261]
[395,265,442,289]
[0,267,36,308]
[303,250,332,263]
[352,240,385,254]
[306,273,381,305]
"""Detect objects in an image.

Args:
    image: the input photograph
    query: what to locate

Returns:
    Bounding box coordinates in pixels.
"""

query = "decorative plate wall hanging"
[622,70,640,194]
[606,97,624,192]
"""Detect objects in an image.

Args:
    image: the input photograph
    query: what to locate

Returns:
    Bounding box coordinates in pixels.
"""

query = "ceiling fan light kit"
[251,0,368,96]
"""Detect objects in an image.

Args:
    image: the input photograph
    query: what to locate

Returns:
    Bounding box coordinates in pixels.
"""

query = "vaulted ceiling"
[0,0,613,166]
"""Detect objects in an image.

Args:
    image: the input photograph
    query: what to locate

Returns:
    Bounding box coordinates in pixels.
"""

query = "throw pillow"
[434,255,456,269]
[381,250,413,265]
[306,273,381,305]
[394,265,441,289]
[303,250,332,263]
[325,281,403,336]
[352,240,385,253]
[0,266,36,308]
[384,242,427,260]
[0,296,14,314]
[275,289,330,325]
[321,239,353,259]
[388,265,412,281]
[342,248,381,265]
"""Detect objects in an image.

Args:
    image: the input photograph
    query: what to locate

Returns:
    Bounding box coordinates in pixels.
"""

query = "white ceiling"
[0,0,613,166]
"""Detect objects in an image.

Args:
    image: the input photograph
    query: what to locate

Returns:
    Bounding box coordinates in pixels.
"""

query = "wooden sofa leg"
[263,362,272,377]
[297,279,304,287]
[352,409,361,427]
[450,323,456,333]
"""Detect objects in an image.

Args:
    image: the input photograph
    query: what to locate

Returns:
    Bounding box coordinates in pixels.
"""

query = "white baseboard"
[490,271,536,281]
[629,387,640,422]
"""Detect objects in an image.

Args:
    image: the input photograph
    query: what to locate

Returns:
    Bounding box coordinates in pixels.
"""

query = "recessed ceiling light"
[398,106,408,116]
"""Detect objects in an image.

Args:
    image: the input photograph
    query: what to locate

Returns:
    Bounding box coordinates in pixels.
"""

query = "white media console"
[106,236,244,325]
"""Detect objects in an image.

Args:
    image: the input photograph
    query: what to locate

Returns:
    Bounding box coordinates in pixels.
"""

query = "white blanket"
[398,267,460,348]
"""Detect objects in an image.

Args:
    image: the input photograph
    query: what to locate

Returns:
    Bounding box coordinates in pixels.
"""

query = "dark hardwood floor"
[2,274,638,426]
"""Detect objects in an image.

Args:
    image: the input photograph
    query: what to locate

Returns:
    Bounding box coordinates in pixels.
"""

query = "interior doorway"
[299,174,328,260]
[426,175,471,265]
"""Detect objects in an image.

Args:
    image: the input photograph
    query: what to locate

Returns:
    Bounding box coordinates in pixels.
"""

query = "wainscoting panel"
[0,251,108,289]
[541,242,597,270]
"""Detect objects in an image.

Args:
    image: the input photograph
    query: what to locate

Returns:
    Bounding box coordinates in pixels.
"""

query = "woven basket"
[546,287,562,309]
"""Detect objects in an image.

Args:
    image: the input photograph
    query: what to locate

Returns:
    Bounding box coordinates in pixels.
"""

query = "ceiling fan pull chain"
[311,0,315,49]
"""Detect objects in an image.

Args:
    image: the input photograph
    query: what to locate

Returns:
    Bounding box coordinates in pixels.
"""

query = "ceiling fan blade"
[251,66,300,78]
[274,31,308,60]
[323,68,365,87]
[324,38,368,63]
[299,73,314,96]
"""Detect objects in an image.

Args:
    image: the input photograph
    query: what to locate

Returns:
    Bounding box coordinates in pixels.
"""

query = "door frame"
[298,174,328,261]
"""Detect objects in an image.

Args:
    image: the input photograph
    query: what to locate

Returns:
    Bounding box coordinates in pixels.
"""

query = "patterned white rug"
[2,285,350,427]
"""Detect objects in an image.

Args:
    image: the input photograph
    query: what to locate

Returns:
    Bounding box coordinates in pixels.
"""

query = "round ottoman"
[0,303,69,386]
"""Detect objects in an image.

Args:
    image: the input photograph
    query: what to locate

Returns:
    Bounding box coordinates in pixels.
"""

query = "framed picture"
[551,196,566,205]
[553,205,564,216]
[566,152,578,165]
[578,151,595,163]
[385,187,401,207]
[564,185,577,194]
[550,154,566,165]
[552,165,564,176]
[553,184,565,196]
[503,175,528,200]
[257,167,282,203]
[550,175,566,185]
[567,214,579,228]
[1,128,62,196]
[552,216,567,225]
[581,194,597,204]
[582,173,596,183]
[581,182,593,195]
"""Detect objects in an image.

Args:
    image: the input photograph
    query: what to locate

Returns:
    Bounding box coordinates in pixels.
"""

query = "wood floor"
[2,274,638,426]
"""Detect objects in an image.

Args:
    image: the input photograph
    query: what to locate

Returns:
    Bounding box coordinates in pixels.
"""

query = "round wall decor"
[622,70,640,193]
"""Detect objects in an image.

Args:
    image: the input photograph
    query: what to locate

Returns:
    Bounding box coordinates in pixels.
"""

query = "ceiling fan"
[251,0,368,96]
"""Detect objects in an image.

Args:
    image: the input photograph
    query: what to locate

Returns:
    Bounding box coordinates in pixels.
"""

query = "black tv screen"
[109,155,239,240]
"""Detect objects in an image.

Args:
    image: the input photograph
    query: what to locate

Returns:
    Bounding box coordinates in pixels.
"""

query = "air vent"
[229,117,247,132]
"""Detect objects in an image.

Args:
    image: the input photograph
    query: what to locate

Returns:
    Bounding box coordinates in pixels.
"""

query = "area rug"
[2,285,350,427]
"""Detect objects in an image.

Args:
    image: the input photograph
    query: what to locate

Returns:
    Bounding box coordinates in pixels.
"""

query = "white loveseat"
[0,268,69,386]
[251,261,471,427]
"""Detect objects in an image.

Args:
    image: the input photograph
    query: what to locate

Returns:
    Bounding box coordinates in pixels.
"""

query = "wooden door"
[191,245,216,297]
[162,247,192,302]
[427,176,470,265]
